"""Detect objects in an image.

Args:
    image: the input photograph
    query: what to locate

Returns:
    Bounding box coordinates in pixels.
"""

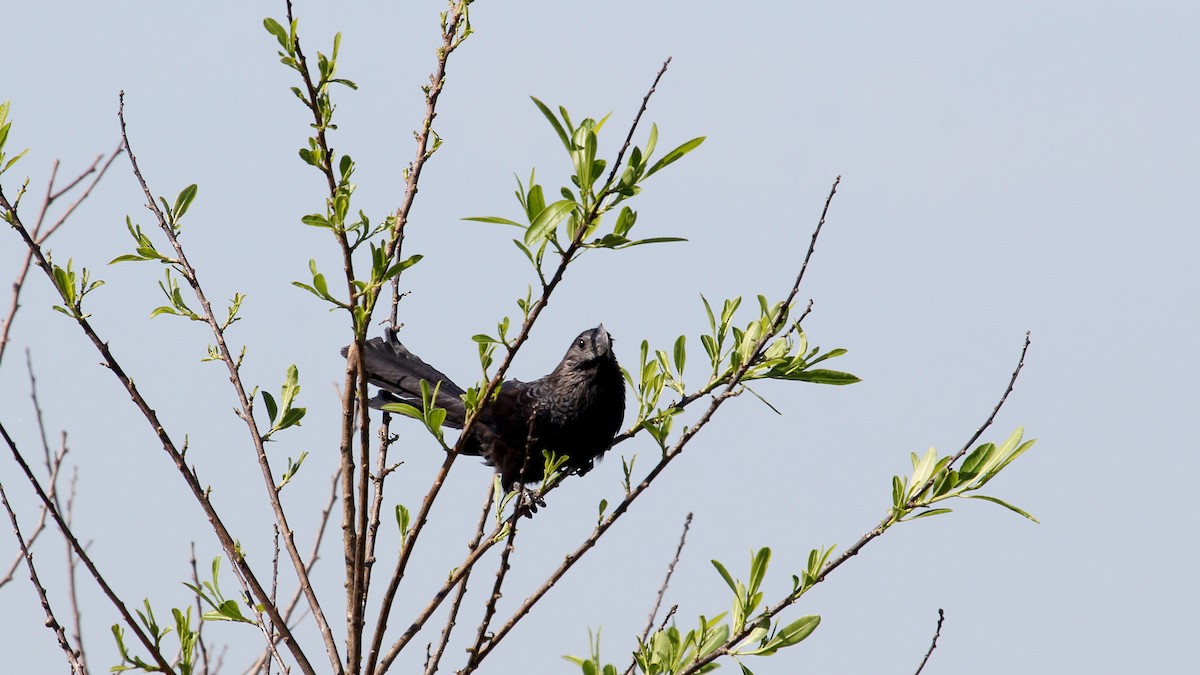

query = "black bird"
[346,325,626,487]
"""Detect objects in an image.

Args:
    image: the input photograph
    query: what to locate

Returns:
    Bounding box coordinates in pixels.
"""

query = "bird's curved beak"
[595,324,612,356]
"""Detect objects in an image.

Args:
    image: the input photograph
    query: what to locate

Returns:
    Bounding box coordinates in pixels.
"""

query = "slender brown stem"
[624,512,692,675]
[468,177,842,668]
[3,167,317,675]
[242,469,342,675]
[425,485,494,675]
[603,57,671,192]
[679,334,1031,675]
[1,421,172,673]
[0,480,87,674]
[117,91,328,675]
[461,516,520,674]
[291,1,370,663]
[913,609,945,675]
[0,363,66,589]
[190,544,211,675]
[62,462,87,674]
[0,143,121,367]
[468,389,739,666]
[377,53,676,675]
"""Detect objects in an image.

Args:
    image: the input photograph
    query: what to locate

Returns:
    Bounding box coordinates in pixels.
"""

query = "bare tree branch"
[0,144,122,367]
[242,469,342,675]
[425,485,494,675]
[623,513,693,675]
[190,544,212,675]
[460,514,520,675]
[0,480,87,674]
[1,153,316,675]
[117,91,330,675]
[913,608,945,675]
[460,177,839,668]
[62,462,86,673]
[373,54,676,675]
[679,333,1031,675]
[0,421,173,673]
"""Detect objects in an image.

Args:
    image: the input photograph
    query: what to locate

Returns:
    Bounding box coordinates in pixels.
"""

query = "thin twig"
[679,333,1031,675]
[633,509,691,667]
[654,606,678,637]
[359,4,474,670]
[0,480,87,673]
[269,525,281,675]
[3,153,312,675]
[283,0,367,654]
[62,461,87,673]
[360,411,395,612]
[818,332,1032,583]
[0,421,174,673]
[241,468,341,675]
[603,57,671,191]
[223,545,291,675]
[0,357,68,590]
[461,515,520,675]
[913,609,945,675]
[373,55,676,674]
[467,178,841,668]
[190,544,211,675]
[425,484,494,675]
[118,91,329,675]
[0,143,122,367]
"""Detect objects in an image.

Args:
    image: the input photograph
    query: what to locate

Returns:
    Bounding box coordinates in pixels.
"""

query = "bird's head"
[560,324,618,372]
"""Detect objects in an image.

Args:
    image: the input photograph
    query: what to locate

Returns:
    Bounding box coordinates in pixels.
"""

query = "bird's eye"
[576,337,587,349]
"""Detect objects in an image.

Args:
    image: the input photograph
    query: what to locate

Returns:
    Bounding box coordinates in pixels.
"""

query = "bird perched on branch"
[345,325,626,487]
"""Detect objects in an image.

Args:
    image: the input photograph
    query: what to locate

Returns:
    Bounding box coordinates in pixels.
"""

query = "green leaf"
[643,124,659,168]
[748,547,770,594]
[908,507,953,520]
[629,236,687,247]
[173,184,198,220]
[279,407,306,429]
[960,442,995,477]
[463,215,524,227]
[908,447,939,496]
[263,17,289,49]
[383,254,423,281]
[524,199,577,247]
[701,294,716,335]
[301,214,332,228]
[645,136,706,178]
[758,615,820,655]
[590,234,630,249]
[711,559,737,594]
[966,494,1040,523]
[396,504,411,536]
[614,206,636,236]
[530,96,571,151]
[988,433,1034,477]
[789,369,861,385]
[109,254,148,264]
[52,265,72,300]
[4,148,29,173]
[380,402,422,419]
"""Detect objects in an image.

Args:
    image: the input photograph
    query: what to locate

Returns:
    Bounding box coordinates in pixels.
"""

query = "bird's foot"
[515,484,546,517]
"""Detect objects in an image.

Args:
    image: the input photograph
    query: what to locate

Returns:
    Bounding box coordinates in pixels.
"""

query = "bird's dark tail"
[343,330,468,428]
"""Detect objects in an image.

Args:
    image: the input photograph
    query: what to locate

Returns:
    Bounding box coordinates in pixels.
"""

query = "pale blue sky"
[3,2,1196,673]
